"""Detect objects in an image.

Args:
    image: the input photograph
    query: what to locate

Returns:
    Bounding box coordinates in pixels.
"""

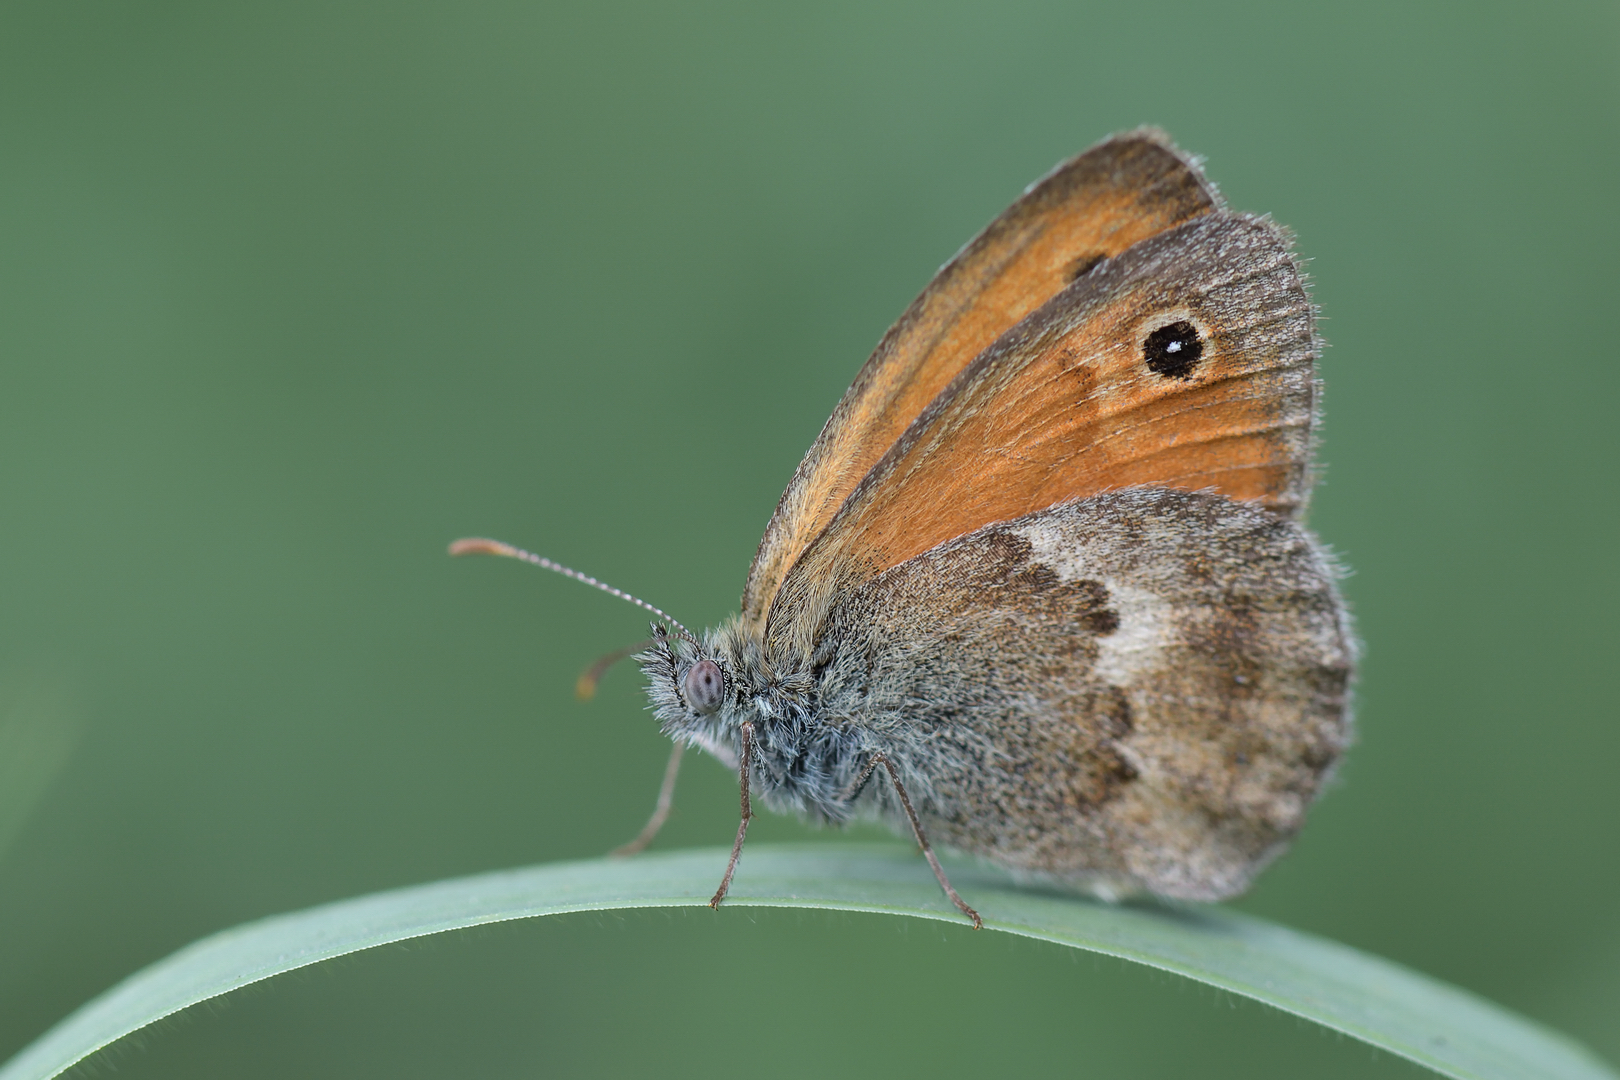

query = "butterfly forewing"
[765,212,1319,659]
[741,130,1221,632]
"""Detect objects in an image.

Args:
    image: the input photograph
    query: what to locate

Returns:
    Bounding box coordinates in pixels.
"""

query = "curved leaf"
[1,845,1611,1080]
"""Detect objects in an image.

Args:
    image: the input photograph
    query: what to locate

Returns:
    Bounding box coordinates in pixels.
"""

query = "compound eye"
[683,659,725,715]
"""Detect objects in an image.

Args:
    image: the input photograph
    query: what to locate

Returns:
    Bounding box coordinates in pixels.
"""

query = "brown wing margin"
[764,213,1320,660]
[740,130,1221,633]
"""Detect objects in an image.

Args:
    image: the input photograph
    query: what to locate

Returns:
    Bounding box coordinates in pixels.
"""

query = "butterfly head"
[639,620,745,743]
[637,617,827,777]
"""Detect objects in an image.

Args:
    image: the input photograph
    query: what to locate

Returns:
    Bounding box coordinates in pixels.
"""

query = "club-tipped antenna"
[449,537,694,641]
[575,639,654,701]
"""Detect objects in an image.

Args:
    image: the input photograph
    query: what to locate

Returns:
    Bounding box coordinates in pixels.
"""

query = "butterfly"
[454,129,1355,928]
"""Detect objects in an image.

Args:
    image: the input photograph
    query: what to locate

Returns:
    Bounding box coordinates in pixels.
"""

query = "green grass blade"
[2,844,1611,1080]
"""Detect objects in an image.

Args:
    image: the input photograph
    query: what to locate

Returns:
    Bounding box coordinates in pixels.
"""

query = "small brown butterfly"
[454,129,1355,928]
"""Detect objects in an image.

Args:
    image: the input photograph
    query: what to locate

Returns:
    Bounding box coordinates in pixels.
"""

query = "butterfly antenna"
[449,538,695,641]
[575,639,654,701]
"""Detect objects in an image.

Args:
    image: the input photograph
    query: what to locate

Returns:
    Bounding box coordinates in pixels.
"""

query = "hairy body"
[642,487,1352,901]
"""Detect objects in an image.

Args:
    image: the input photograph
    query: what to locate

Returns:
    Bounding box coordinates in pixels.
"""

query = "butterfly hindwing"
[809,488,1352,899]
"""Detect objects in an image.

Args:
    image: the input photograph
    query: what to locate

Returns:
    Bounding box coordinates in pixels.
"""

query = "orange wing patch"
[741,130,1220,632]
[765,213,1319,659]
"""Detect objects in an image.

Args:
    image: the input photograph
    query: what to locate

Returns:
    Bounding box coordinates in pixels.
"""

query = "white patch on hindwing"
[1010,512,1174,689]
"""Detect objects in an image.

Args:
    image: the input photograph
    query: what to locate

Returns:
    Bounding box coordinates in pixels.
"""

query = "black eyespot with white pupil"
[683,659,725,715]
[1143,321,1203,380]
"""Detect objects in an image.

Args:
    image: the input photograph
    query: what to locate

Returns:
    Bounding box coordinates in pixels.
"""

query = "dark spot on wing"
[1144,320,1203,379]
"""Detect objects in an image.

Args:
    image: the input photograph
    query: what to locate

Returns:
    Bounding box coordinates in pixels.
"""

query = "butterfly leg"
[612,742,685,857]
[708,721,755,909]
[848,754,982,930]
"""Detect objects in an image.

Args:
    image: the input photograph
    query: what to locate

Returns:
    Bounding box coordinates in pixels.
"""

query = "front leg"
[708,722,755,909]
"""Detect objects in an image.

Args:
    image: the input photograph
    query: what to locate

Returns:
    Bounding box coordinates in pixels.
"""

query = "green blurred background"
[1,1,1615,1076]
